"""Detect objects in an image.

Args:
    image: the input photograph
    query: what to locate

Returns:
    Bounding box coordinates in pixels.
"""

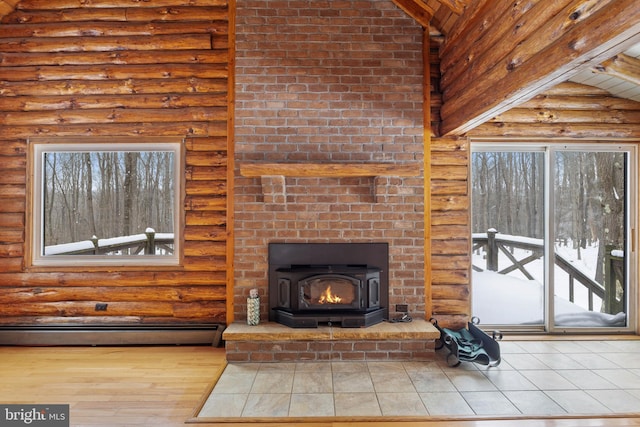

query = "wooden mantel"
[238,162,422,204]
[239,162,421,178]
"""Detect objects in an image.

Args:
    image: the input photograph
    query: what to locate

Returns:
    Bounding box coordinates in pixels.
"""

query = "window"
[471,142,636,332]
[29,138,183,267]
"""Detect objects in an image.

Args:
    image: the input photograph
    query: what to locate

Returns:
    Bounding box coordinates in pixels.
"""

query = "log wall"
[429,38,640,329]
[0,0,231,327]
[470,82,640,139]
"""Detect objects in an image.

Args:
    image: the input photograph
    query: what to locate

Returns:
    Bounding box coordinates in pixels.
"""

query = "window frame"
[27,137,184,269]
[470,140,637,334]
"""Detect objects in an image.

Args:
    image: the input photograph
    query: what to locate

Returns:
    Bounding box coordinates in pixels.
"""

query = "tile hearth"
[198,339,640,419]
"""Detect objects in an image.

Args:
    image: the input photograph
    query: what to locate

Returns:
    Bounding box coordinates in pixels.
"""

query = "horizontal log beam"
[185,152,227,167]
[0,34,213,52]
[0,271,226,286]
[0,63,226,81]
[0,229,23,243]
[0,121,226,138]
[440,0,640,135]
[430,195,469,212]
[0,184,25,197]
[16,0,227,9]
[183,225,227,241]
[431,180,468,196]
[0,93,227,112]
[468,122,640,139]
[185,196,227,211]
[432,299,470,315]
[541,81,612,96]
[185,166,227,181]
[2,7,127,22]
[240,162,421,178]
[0,315,226,325]
[3,7,228,24]
[431,283,470,298]
[0,21,227,38]
[430,254,470,270]
[185,211,227,226]
[184,181,227,197]
[183,241,226,257]
[431,210,469,226]
[0,170,25,185]
[593,53,640,86]
[0,286,226,304]
[0,301,225,318]
[0,212,25,228]
[0,78,228,96]
[431,150,468,166]
[430,165,467,180]
[0,50,227,66]
[182,256,227,272]
[519,95,640,111]
[184,136,227,152]
[0,107,227,125]
[490,108,640,124]
[431,239,470,255]
[0,243,24,258]
[0,139,26,156]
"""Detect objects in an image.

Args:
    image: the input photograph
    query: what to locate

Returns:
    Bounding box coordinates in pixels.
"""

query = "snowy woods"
[471,150,626,284]
[43,150,176,248]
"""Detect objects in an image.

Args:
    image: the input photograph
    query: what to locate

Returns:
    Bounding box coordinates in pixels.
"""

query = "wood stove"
[268,243,388,328]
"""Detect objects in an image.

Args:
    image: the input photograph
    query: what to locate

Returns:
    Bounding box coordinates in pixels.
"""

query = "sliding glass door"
[471,143,635,332]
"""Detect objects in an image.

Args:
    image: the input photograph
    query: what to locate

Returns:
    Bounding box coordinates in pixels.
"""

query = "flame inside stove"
[318,285,342,304]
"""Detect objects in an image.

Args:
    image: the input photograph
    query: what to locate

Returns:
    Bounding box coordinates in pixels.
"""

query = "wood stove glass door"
[300,275,360,310]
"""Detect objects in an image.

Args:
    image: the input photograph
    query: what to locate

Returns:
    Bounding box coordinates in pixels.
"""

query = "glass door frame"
[471,141,638,334]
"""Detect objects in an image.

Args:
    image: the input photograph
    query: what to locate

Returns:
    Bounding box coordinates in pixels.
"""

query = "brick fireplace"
[233,0,426,330]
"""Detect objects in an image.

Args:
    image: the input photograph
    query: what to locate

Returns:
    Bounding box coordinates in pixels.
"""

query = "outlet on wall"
[396,304,408,313]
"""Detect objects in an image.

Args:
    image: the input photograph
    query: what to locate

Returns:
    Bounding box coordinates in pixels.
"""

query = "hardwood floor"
[0,345,639,427]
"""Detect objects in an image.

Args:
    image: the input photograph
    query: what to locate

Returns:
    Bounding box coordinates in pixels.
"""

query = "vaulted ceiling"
[395,0,640,135]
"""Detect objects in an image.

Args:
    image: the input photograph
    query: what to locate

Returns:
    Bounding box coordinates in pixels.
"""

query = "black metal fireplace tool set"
[430,317,502,368]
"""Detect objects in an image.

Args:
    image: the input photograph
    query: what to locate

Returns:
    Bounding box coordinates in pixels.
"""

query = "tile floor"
[198,340,640,419]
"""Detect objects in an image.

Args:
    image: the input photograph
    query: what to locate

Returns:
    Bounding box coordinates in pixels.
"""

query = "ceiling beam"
[435,0,468,15]
[0,0,20,17]
[439,0,640,136]
[391,0,434,28]
[593,53,640,86]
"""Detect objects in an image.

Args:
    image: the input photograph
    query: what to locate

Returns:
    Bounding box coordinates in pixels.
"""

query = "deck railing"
[472,230,624,314]
[44,230,174,256]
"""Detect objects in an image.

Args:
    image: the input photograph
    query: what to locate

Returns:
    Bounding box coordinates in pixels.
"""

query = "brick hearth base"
[223,318,440,362]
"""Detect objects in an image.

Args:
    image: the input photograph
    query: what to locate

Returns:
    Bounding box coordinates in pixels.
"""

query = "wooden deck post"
[487,228,498,272]
[145,229,156,255]
[603,244,624,314]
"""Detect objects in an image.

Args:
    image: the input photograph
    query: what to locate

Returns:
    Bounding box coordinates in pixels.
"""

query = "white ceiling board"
[568,43,640,102]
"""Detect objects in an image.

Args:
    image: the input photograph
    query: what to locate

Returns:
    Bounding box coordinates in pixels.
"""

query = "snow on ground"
[472,270,626,327]
[472,237,626,327]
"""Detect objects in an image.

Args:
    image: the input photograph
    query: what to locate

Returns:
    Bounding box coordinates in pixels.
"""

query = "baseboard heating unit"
[0,324,225,346]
